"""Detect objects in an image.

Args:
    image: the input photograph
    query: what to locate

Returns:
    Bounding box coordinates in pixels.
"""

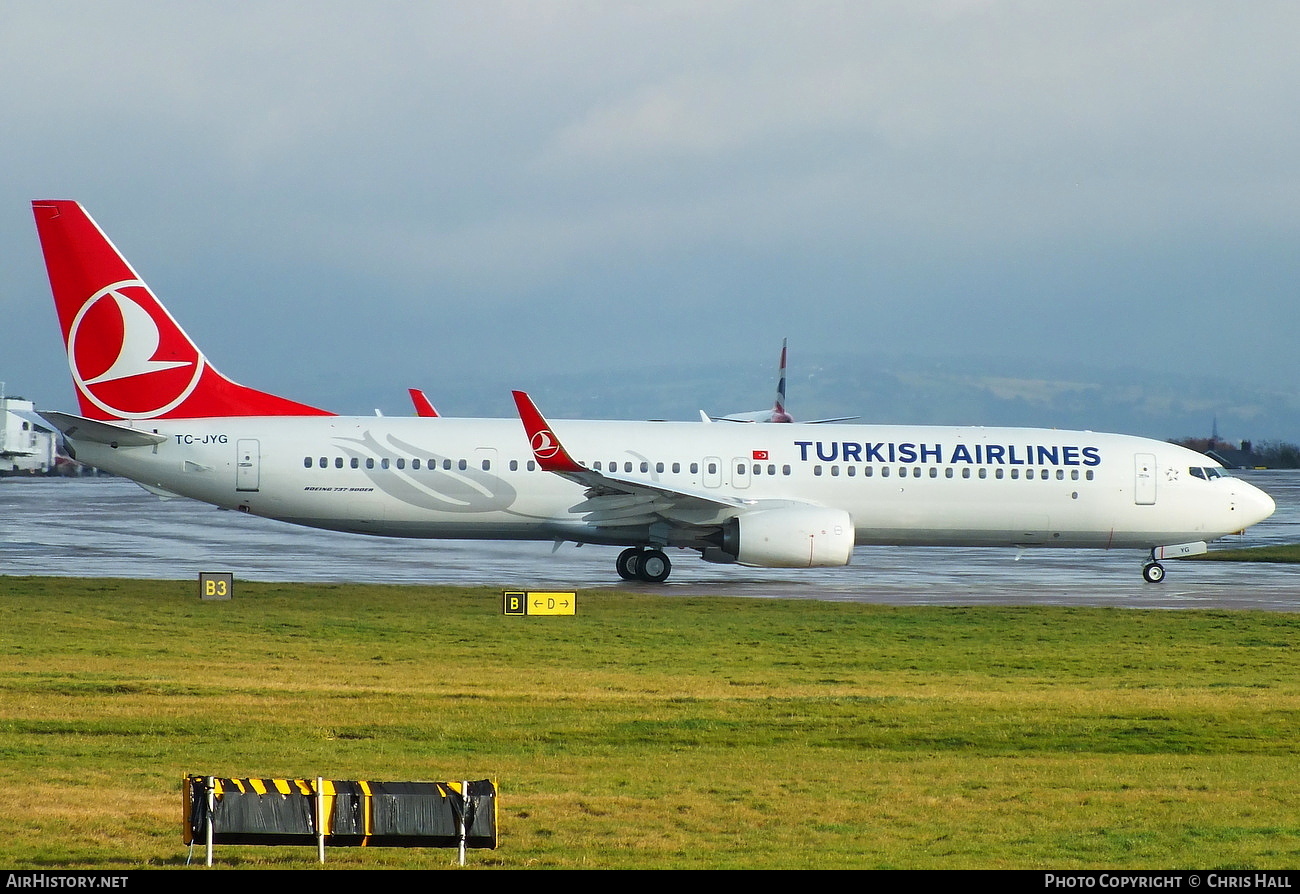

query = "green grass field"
[1198,543,1300,564]
[2,576,1299,869]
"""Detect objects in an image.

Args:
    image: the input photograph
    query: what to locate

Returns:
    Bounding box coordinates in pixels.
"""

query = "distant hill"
[417,351,1300,447]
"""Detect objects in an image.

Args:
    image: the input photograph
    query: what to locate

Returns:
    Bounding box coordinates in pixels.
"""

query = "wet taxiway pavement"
[2,472,1296,609]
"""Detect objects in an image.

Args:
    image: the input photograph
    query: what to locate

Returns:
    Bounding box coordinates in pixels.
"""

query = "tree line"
[1172,437,1300,469]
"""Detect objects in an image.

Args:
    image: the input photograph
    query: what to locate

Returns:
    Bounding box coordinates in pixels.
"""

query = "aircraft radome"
[31,200,1276,584]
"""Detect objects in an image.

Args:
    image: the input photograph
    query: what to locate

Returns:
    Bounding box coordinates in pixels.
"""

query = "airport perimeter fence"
[183,775,497,865]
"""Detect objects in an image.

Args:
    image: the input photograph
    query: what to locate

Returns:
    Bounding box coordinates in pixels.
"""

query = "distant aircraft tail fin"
[770,338,793,423]
[32,200,333,421]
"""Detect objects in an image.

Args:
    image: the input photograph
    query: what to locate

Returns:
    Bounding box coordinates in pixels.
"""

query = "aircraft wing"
[513,391,757,530]
[701,411,860,424]
[795,415,860,424]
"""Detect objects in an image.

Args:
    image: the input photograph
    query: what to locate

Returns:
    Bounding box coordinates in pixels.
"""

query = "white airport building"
[0,385,60,475]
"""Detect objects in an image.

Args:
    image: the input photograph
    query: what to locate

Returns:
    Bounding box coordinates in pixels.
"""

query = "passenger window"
[814,466,823,476]
[673,462,681,474]
[782,465,791,475]
[396,458,405,469]
[351,458,359,469]
[303,457,311,468]
[458,459,467,470]
[335,457,343,469]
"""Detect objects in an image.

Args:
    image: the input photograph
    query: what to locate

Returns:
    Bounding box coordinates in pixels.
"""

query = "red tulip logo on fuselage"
[67,281,204,418]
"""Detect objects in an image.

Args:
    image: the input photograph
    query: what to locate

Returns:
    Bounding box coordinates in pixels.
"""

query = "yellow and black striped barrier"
[184,776,497,865]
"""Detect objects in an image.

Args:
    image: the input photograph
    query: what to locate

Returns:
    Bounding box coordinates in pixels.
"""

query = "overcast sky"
[3,2,1298,424]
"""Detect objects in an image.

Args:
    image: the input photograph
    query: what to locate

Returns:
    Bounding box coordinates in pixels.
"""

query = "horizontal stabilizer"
[40,412,168,447]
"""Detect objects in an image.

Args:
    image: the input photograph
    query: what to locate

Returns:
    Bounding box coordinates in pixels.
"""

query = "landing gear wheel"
[1142,561,1166,584]
[616,548,642,581]
[637,549,672,583]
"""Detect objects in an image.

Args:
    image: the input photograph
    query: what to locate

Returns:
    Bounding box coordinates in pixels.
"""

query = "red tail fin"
[32,201,332,420]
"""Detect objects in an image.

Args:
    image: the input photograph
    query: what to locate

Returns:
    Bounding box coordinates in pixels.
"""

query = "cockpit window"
[1189,467,1225,480]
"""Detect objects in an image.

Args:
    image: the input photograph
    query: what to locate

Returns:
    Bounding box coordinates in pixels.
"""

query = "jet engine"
[704,506,854,568]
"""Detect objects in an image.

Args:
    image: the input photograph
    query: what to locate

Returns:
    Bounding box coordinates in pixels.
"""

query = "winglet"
[409,388,439,417]
[511,390,586,474]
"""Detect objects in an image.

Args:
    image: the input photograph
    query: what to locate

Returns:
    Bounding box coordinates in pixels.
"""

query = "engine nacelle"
[712,506,854,568]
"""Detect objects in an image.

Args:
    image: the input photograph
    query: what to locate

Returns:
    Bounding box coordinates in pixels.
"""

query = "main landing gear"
[616,547,672,583]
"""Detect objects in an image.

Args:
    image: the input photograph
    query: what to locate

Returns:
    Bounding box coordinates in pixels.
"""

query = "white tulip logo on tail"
[67,280,205,419]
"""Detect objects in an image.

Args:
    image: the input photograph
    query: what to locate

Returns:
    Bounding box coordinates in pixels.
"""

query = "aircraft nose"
[1235,479,1276,528]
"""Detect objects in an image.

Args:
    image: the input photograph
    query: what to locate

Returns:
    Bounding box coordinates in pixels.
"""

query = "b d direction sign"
[503,591,576,616]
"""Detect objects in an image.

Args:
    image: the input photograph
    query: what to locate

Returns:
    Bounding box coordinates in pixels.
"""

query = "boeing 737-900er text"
[31,200,1276,584]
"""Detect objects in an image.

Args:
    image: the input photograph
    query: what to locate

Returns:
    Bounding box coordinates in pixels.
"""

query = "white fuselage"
[69,415,1275,555]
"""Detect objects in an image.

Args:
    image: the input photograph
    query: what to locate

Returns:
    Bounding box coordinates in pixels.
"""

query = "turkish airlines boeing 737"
[31,200,1276,584]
